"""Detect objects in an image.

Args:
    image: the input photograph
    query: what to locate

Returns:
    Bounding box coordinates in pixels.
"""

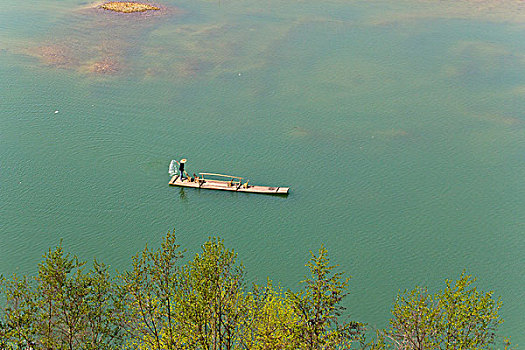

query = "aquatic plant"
[100,2,160,13]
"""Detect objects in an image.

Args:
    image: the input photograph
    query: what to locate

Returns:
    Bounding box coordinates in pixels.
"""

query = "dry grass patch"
[100,2,160,13]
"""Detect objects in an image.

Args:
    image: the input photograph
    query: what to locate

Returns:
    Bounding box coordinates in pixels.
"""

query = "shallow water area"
[1,0,524,344]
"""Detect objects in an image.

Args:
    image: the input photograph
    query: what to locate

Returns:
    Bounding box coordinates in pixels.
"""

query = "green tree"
[119,230,184,350]
[242,280,300,350]
[177,237,248,350]
[1,243,124,350]
[290,245,363,350]
[1,233,514,350]
[0,274,38,349]
[35,243,87,349]
[375,271,510,350]
[83,259,124,349]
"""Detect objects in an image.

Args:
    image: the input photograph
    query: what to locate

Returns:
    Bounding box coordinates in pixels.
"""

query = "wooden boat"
[169,172,289,195]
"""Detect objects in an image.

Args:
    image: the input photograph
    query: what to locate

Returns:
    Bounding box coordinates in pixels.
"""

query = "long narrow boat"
[168,171,289,195]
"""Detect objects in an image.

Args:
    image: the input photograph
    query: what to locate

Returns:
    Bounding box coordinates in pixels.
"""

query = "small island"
[100,1,160,13]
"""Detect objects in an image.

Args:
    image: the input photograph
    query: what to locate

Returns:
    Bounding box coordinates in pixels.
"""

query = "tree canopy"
[0,231,511,350]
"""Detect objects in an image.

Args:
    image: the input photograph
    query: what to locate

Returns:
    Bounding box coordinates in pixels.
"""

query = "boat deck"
[168,175,289,195]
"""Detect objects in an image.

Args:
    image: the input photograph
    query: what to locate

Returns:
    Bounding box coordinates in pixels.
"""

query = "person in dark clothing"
[179,158,187,181]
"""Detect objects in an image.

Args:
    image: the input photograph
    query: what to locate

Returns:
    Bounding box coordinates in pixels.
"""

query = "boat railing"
[198,173,245,186]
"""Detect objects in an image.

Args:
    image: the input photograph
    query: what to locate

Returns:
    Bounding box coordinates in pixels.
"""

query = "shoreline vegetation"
[0,231,512,349]
[100,1,160,13]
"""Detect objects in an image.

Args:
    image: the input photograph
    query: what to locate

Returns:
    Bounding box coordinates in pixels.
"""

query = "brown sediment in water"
[29,45,78,68]
[471,113,523,126]
[441,40,524,85]
[22,37,126,75]
[100,2,160,13]
[20,3,291,79]
[177,58,207,77]
[86,57,121,74]
[367,0,525,25]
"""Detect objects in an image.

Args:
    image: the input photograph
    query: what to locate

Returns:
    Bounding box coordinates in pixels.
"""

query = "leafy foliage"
[373,271,510,350]
[0,274,38,348]
[290,245,363,349]
[0,243,123,349]
[118,230,184,350]
[176,237,249,350]
[0,233,511,350]
[243,281,300,350]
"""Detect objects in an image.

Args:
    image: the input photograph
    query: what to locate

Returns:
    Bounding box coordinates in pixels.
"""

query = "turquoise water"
[1,0,524,344]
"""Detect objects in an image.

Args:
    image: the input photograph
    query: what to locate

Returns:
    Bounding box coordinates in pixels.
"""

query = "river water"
[1,0,524,344]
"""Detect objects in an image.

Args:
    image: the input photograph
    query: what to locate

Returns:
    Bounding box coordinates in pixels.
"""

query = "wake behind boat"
[168,160,289,195]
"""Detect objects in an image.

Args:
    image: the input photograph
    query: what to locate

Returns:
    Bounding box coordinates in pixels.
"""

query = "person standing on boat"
[178,158,187,181]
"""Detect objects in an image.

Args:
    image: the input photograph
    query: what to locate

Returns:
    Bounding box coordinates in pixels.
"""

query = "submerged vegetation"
[0,231,511,349]
[100,2,160,13]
